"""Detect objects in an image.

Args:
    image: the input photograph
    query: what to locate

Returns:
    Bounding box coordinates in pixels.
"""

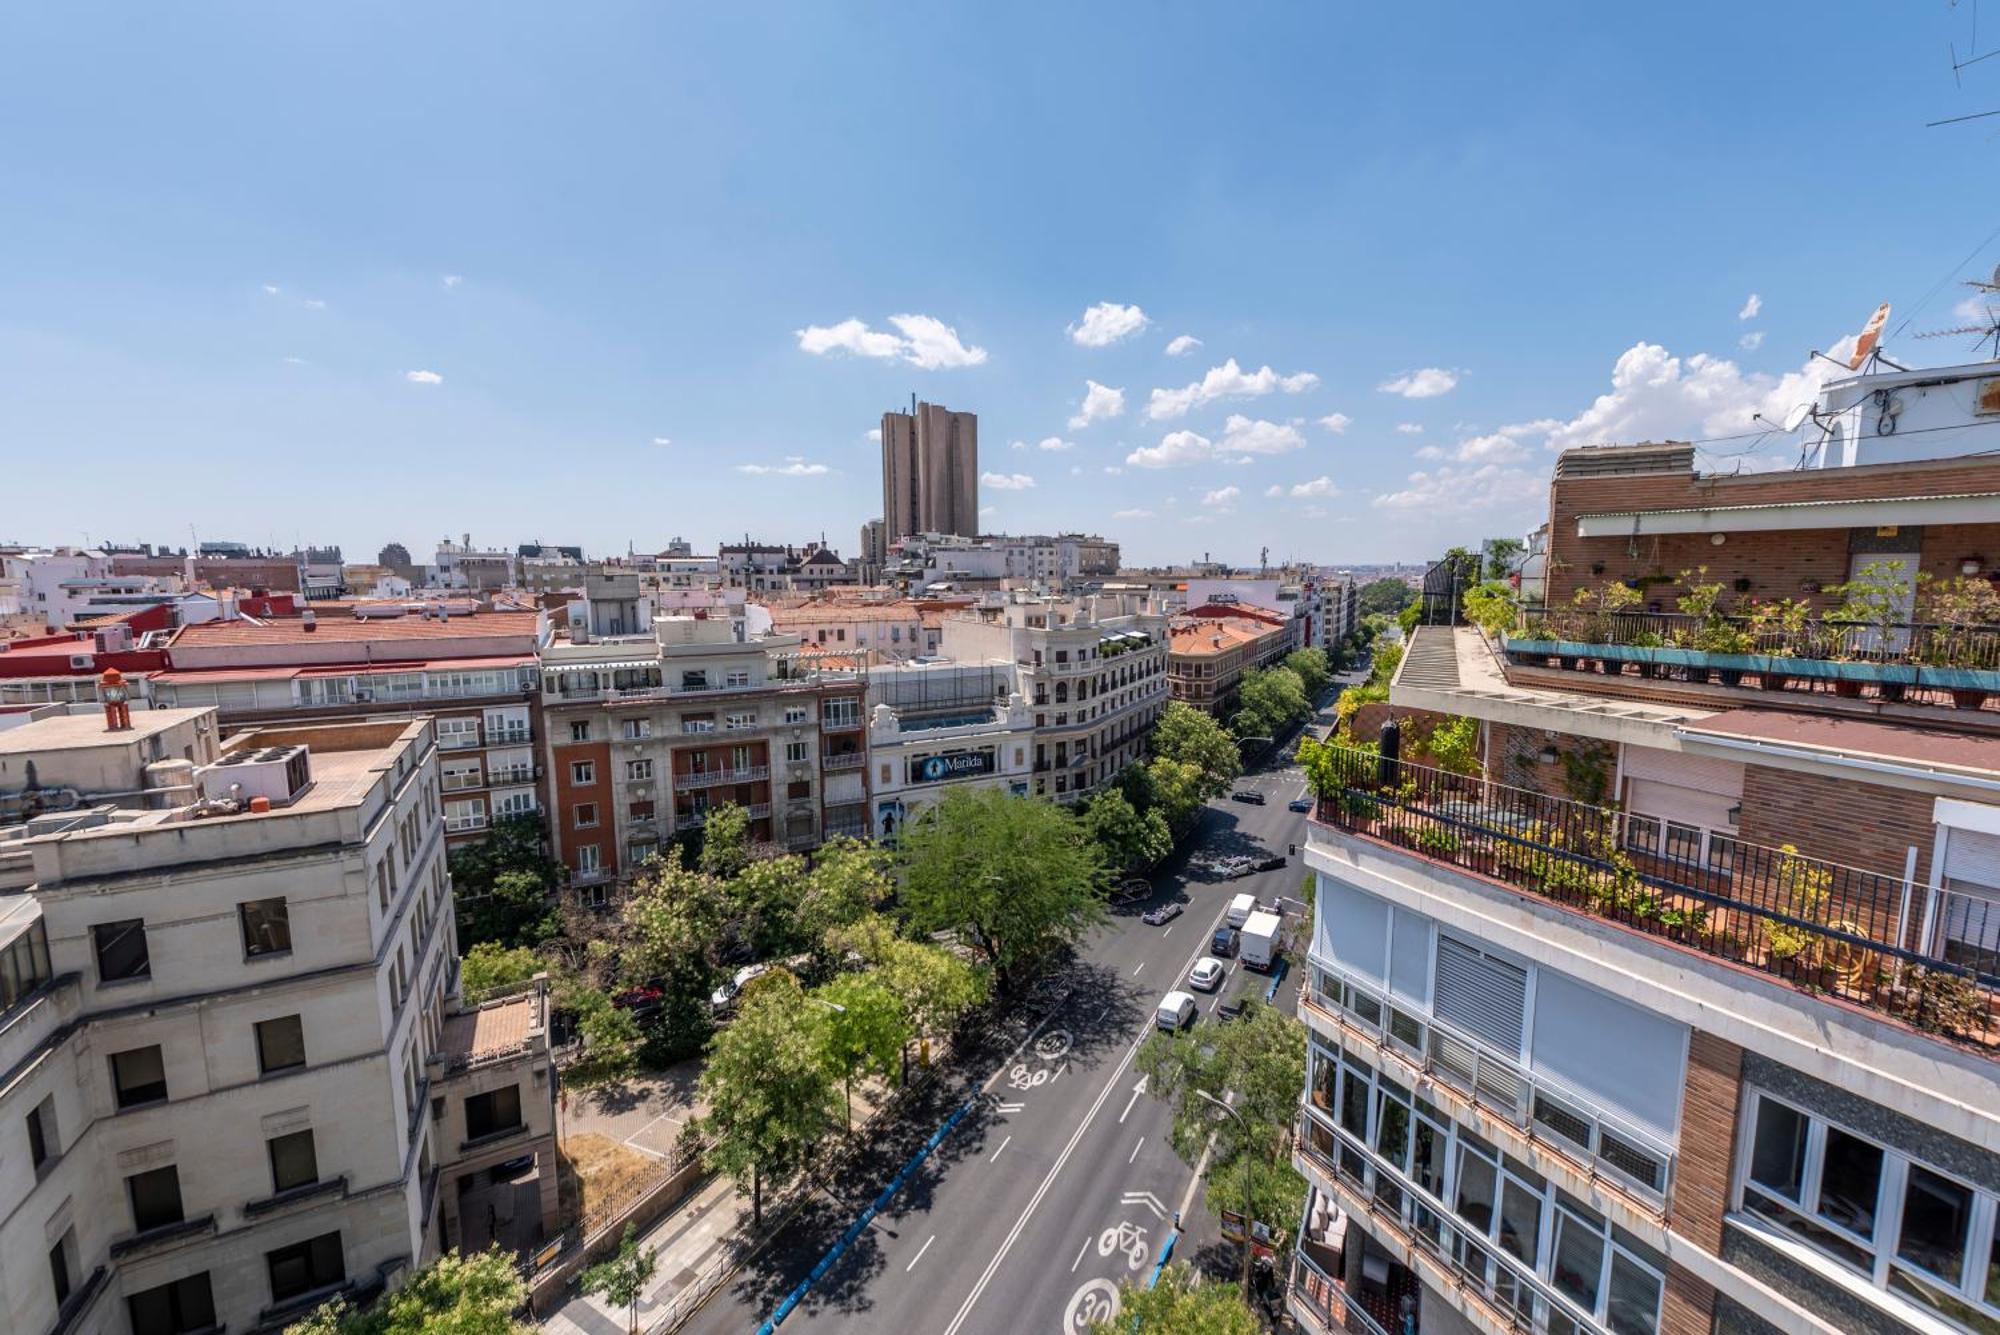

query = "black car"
[1254,853,1287,872]
[1287,797,1313,813]
[1211,925,1239,957]
[1142,903,1184,926]
[1231,790,1267,805]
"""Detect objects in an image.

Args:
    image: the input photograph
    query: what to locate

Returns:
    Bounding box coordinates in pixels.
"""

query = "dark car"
[1287,797,1313,813]
[1142,903,1184,926]
[1231,790,1267,805]
[1211,925,1240,957]
[1254,854,1287,872]
[1217,981,1254,1021]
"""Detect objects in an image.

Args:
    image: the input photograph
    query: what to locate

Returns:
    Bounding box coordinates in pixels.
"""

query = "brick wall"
[1486,722,1614,803]
[1673,1030,1744,1254]
[1661,1265,1721,1335]
[550,737,611,874]
[1735,764,1935,885]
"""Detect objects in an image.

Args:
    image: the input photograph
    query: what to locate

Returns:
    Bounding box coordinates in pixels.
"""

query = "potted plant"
[1677,569,1754,685]
[1745,597,1814,692]
[1916,575,2000,709]
[1828,560,1918,701]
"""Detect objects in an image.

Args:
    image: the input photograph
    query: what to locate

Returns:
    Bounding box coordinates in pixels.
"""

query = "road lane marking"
[990,1135,1012,1163]
[1162,924,1174,939]
[1071,1239,1090,1273]
[1131,960,1144,976]
[978,1002,1066,1096]
[1118,1077,1149,1125]
[906,1234,935,1272]
[1052,1061,1067,1084]
[1128,1136,1145,1164]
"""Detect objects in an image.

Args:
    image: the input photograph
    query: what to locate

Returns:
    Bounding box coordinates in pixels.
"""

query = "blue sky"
[4,3,1998,567]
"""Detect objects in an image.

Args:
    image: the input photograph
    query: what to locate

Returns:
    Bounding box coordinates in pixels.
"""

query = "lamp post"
[1196,1088,1255,1296]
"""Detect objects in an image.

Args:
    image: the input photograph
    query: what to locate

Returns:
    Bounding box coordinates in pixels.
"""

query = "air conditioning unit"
[198,745,314,805]
[93,624,133,654]
[352,688,374,702]
[68,654,94,671]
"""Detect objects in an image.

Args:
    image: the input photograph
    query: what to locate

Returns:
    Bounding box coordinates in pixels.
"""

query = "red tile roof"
[167,609,542,648]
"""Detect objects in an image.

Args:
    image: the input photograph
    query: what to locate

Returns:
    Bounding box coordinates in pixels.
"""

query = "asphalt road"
[679,688,1350,1335]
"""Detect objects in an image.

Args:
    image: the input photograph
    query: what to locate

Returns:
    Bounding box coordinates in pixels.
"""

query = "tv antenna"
[1912,265,2000,359]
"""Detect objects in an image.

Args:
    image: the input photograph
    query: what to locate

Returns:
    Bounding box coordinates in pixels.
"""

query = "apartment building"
[146,604,551,848]
[1166,609,1292,715]
[881,401,979,546]
[938,592,1169,801]
[537,614,869,890]
[863,659,1034,837]
[1289,414,2000,1334]
[0,709,555,1335]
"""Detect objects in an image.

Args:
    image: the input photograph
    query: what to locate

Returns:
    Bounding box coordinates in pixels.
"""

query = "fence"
[1309,745,1999,1048]
[1515,606,2000,673]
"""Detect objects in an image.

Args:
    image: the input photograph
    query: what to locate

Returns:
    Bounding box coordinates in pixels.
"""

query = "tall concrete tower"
[881,401,979,546]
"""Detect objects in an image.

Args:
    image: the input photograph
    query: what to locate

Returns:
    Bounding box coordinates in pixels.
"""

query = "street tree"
[697,802,753,877]
[459,941,541,1001]
[814,971,909,1129]
[557,981,643,1081]
[579,1224,659,1335]
[1085,1265,1259,1335]
[1357,576,1417,616]
[699,975,840,1226]
[1081,788,1172,872]
[1230,666,1309,741]
[896,788,1108,994]
[796,836,894,949]
[1142,757,1210,834]
[622,860,734,1060]
[285,1248,533,1335]
[1282,646,1332,700]
[829,915,989,1078]
[1149,701,1242,793]
[448,814,562,949]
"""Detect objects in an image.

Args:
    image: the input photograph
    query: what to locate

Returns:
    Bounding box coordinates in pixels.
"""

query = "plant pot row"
[1503,636,1998,709]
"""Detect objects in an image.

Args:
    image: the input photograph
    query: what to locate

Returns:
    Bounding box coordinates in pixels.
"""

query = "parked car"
[1287,797,1313,813]
[1155,990,1199,1031]
[1142,902,1183,926]
[1211,925,1239,957]
[709,962,771,1011]
[1189,957,1227,992]
[1231,790,1268,805]
[1254,853,1287,872]
[1216,856,1257,879]
[1114,877,1153,904]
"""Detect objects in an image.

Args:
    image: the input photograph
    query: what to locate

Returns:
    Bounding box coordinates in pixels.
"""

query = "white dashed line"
[991,1135,1013,1163]
[907,1234,935,1272]
[1128,1136,1145,1164]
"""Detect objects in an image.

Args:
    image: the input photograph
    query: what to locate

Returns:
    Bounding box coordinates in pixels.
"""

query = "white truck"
[1239,910,1282,972]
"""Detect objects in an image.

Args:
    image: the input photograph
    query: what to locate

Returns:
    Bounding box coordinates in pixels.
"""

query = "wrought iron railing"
[1513,606,2000,673]
[1307,745,1998,1048]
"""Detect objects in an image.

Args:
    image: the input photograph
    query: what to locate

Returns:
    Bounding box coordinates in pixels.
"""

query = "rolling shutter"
[1433,936,1527,1056]
[1315,879,1389,985]
[1943,828,2000,888]
[1530,972,1687,1138]
[1621,746,1744,796]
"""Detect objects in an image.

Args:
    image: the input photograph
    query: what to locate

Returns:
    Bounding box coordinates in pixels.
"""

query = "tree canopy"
[1085,1265,1260,1335]
[1150,701,1243,793]
[580,1224,658,1335]
[1081,788,1173,872]
[814,970,909,1128]
[1357,577,1417,616]
[459,941,541,1001]
[1281,646,1332,701]
[896,788,1107,993]
[284,1248,533,1335]
[449,814,562,949]
[698,974,840,1225]
[1230,665,1310,741]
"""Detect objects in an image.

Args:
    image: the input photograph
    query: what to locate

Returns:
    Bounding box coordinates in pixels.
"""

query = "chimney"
[302,610,317,632]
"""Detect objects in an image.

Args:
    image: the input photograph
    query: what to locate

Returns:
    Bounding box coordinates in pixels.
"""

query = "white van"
[1226,892,1256,927]
[1155,991,1198,1031]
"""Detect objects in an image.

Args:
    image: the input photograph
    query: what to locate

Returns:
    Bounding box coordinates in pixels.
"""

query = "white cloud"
[867,427,882,442]
[405,369,443,385]
[1068,380,1125,429]
[1739,294,1762,321]
[1415,445,1445,461]
[443,274,464,289]
[982,471,1037,491]
[1146,358,1320,420]
[261,283,280,296]
[303,298,326,311]
[795,314,986,368]
[1452,432,1530,464]
[1102,465,1124,475]
[979,505,997,520]
[1284,476,1339,498]
[1317,412,1351,434]
[1069,302,1150,348]
[1202,485,1241,509]
[652,436,672,447]
[1010,439,1028,451]
[1218,414,1306,456]
[281,355,306,366]
[737,460,831,477]
[1378,367,1459,399]
[1165,334,1202,357]
[1069,465,1083,476]
[1264,485,1283,498]
[1739,331,1765,351]
[1113,508,1155,519]
[1373,463,1545,515]
[1396,422,1425,435]
[1126,430,1213,468]
[1036,436,1077,452]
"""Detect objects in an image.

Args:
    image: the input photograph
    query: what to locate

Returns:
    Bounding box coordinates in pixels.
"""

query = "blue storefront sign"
[908,750,996,784]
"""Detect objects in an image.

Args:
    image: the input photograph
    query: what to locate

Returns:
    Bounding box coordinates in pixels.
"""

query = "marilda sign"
[909,749,996,785]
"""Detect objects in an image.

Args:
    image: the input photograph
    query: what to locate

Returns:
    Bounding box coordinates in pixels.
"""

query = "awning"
[545,659,657,674]
[1575,491,2000,538]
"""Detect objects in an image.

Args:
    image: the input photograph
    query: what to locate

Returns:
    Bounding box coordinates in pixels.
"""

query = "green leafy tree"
[1085,1265,1259,1335]
[449,815,562,949]
[830,915,990,1078]
[697,802,754,878]
[814,971,910,1129]
[560,982,643,1081]
[1483,536,1526,581]
[1357,577,1418,616]
[1230,665,1310,741]
[579,1224,659,1335]
[621,860,735,1060]
[729,852,810,958]
[1143,757,1210,834]
[796,837,894,949]
[699,975,841,1226]
[896,788,1107,994]
[1281,647,1332,701]
[1150,701,1243,793]
[459,941,542,1001]
[1081,789,1173,872]
[285,1248,533,1335]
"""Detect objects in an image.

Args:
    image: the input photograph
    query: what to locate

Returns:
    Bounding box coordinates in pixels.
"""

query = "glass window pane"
[1552,1210,1606,1311]
[1499,1177,1542,1267]
[1897,1165,1974,1286]
[1606,1251,1663,1335]
[1375,1090,1411,1170]
[1748,1098,1808,1201]
[1816,1128,1883,1239]
[1454,1146,1498,1237]
[1339,1064,1370,1139]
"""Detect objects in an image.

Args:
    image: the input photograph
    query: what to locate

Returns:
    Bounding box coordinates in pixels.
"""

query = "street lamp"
[1195,1088,1256,1296]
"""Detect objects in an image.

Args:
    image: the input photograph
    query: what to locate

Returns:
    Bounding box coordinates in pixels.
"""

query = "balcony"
[823,752,865,770]
[1503,603,2000,713]
[1291,1241,1393,1335]
[487,726,533,746]
[488,766,534,786]
[673,765,769,789]
[1307,744,2000,1048]
[821,715,863,733]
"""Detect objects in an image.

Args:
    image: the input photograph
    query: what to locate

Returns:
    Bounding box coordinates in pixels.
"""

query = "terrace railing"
[1307,745,1998,1048]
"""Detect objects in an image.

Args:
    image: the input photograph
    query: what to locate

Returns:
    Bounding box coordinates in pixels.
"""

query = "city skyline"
[4,5,1998,566]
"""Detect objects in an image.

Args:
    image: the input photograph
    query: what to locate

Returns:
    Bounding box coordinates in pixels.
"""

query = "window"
[621,719,650,740]
[627,759,653,782]
[268,1128,319,1193]
[569,720,591,743]
[440,756,483,792]
[126,1164,185,1232]
[266,1231,345,1304]
[26,1095,57,1172]
[784,706,808,725]
[127,1272,217,1335]
[112,1044,168,1108]
[240,897,292,957]
[723,711,755,730]
[569,760,596,786]
[683,714,715,734]
[574,803,599,829]
[465,1085,523,1140]
[725,669,750,687]
[49,1227,74,1308]
[443,797,487,832]
[786,741,809,763]
[93,918,151,983]
[256,1015,307,1075]
[1,920,52,1010]
[576,845,601,874]
[437,717,481,750]
[1742,1090,2000,1329]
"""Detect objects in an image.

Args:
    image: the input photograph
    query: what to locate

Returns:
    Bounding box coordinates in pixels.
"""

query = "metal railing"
[1290,1244,1392,1335]
[822,752,866,770]
[672,765,768,790]
[1512,606,2000,675]
[1309,745,1999,1048]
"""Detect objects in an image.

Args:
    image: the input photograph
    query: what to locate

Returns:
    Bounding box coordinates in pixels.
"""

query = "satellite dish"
[1782,402,1811,433]
[1849,301,1891,370]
